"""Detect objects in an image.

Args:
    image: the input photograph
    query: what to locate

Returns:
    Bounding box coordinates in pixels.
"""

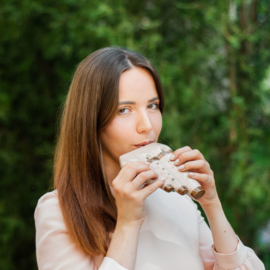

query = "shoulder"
[36,189,58,203]
[34,191,99,269]
[35,190,59,213]
[34,190,66,230]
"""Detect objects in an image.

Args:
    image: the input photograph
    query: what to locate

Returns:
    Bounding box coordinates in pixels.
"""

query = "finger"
[177,160,211,174]
[170,146,192,161]
[173,149,205,166]
[113,162,150,186]
[138,178,165,198]
[130,170,159,190]
[188,172,214,187]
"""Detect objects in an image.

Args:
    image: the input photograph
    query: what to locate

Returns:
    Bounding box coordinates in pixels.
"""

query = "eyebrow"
[119,97,160,105]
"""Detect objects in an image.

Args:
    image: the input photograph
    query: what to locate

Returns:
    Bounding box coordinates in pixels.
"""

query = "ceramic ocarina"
[119,143,205,200]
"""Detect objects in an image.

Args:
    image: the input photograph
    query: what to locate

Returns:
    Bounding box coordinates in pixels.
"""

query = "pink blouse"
[34,189,265,270]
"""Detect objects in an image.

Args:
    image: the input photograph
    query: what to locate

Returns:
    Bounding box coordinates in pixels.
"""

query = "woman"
[34,47,265,270]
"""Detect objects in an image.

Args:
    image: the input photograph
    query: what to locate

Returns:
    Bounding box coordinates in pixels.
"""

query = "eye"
[118,108,129,115]
[149,102,160,110]
[118,102,160,115]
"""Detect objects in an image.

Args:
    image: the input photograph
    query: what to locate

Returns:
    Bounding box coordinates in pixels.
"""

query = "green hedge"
[1,0,270,269]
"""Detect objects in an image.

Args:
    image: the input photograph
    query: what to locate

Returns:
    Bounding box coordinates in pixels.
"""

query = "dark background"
[1,0,270,269]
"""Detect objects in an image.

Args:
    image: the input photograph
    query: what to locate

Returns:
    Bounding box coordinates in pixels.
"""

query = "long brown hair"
[53,46,165,256]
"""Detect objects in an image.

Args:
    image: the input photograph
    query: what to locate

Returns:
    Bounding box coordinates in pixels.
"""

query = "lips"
[134,140,154,147]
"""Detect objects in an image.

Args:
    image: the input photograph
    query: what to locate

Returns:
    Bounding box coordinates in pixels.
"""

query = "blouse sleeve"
[34,191,128,270]
[193,202,265,270]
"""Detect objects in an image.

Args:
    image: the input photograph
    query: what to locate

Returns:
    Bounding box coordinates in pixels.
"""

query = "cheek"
[105,117,134,140]
[103,111,162,142]
[152,112,162,133]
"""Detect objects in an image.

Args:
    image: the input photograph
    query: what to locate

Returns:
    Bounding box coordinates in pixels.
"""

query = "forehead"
[119,67,158,101]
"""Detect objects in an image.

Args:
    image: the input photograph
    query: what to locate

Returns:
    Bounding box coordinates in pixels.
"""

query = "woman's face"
[100,67,162,172]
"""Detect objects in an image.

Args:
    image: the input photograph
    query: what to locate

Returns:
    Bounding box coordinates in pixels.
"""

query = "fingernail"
[170,154,175,161]
[189,172,194,176]
[174,159,180,165]
[178,165,185,171]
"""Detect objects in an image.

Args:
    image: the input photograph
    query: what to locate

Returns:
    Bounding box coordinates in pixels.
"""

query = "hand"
[112,161,165,228]
[170,146,219,207]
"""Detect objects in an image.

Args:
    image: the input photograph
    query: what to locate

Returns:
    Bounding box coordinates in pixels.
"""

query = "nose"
[136,111,153,134]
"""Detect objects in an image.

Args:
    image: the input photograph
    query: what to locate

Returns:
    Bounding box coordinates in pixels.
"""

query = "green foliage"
[1,0,270,269]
